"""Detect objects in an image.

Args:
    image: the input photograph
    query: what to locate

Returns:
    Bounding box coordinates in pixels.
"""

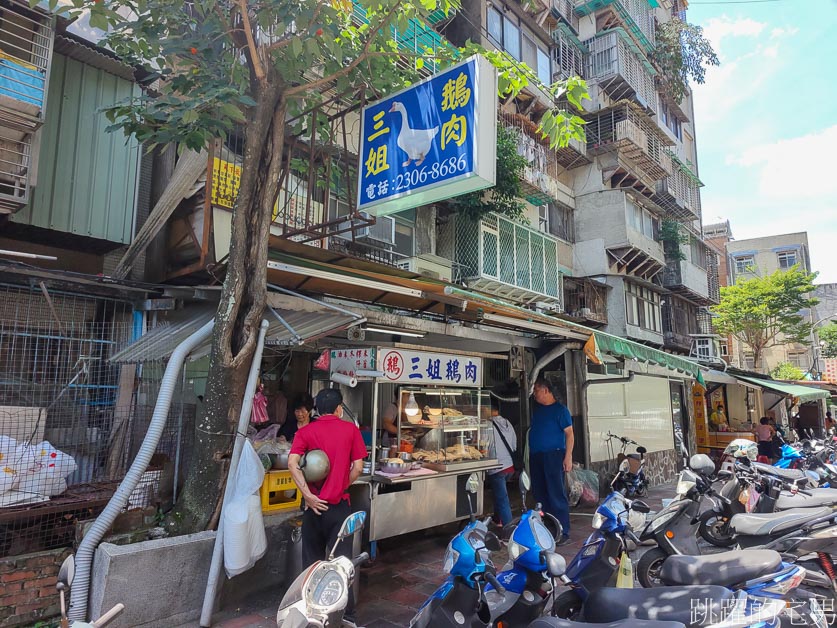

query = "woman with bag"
[485,399,517,528]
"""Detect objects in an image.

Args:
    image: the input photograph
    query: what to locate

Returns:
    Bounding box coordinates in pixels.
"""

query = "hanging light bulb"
[404,392,420,417]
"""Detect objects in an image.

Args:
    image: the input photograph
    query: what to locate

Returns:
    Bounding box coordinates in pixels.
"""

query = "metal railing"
[452,213,563,306]
[552,0,580,33]
[584,29,657,113]
[574,0,655,52]
[0,0,55,131]
[552,26,585,81]
[564,279,607,323]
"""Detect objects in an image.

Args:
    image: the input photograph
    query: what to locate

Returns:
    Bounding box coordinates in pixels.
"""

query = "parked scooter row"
[412,463,794,628]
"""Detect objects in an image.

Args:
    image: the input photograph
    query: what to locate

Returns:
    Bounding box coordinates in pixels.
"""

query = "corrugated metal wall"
[13,53,141,244]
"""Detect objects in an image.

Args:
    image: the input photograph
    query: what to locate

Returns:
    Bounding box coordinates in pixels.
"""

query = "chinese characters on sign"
[379,349,483,387]
[357,55,497,216]
[330,348,377,379]
[210,158,241,209]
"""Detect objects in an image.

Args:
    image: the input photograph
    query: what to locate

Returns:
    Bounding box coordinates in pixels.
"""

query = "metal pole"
[199,319,270,627]
[173,367,186,504]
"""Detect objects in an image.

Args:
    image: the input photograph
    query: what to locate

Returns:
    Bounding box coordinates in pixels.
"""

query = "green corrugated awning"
[444,286,706,385]
[586,332,706,386]
[732,375,829,402]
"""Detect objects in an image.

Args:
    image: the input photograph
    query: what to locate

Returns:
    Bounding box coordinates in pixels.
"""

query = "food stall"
[342,346,500,547]
[694,370,760,460]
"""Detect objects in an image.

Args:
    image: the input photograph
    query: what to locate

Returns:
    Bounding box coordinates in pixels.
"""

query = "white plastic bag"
[223,440,267,578]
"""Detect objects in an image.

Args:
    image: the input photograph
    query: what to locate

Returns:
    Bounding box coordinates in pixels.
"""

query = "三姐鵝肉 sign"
[357,55,497,216]
[378,348,483,387]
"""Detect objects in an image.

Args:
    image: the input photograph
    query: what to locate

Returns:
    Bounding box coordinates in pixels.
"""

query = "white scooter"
[276,511,369,628]
[57,555,124,628]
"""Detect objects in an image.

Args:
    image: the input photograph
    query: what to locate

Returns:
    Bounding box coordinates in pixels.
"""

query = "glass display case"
[396,387,496,472]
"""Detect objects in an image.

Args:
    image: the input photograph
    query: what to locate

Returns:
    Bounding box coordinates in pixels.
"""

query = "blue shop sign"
[357,55,497,216]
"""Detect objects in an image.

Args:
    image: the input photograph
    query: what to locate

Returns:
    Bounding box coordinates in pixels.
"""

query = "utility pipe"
[68,319,215,622]
[200,319,270,627]
[528,342,582,396]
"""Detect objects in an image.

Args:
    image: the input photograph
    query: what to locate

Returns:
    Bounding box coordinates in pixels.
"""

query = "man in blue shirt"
[529,377,574,545]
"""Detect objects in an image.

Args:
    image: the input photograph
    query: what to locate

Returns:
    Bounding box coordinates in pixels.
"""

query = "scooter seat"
[659,549,781,587]
[529,619,685,628]
[752,462,809,485]
[582,585,734,627]
[731,506,833,536]
[776,488,837,510]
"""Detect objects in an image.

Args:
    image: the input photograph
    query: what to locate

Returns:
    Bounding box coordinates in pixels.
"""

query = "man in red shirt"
[288,388,366,621]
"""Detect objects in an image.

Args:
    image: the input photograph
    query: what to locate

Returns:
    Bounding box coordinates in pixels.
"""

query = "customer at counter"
[278,393,316,442]
[288,388,366,627]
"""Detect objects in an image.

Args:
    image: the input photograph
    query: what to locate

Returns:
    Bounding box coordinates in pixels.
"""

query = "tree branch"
[286,0,406,97]
[237,0,267,83]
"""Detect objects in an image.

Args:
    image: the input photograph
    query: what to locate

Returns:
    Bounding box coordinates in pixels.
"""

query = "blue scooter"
[409,473,505,628]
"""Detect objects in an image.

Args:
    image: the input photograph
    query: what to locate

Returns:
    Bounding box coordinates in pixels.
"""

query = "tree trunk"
[168,83,287,534]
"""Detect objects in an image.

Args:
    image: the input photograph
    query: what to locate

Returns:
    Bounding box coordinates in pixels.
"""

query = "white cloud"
[702,16,767,53]
[727,125,837,200]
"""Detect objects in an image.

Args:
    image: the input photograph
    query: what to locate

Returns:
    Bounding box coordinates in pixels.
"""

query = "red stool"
[757,455,770,464]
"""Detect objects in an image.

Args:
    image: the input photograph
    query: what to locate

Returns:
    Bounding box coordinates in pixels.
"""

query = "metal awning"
[732,375,829,403]
[110,290,364,363]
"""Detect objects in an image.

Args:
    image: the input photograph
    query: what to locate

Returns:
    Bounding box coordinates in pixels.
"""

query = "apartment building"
[704,219,733,362]
[726,232,815,372]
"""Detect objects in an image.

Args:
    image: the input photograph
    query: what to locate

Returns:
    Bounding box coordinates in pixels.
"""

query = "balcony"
[586,102,674,197]
[661,242,717,306]
[662,301,699,353]
[584,29,657,113]
[0,0,54,214]
[450,212,564,307]
[551,0,580,33]
[564,278,608,325]
[575,0,655,53]
[501,112,589,206]
[653,153,703,221]
[575,190,666,280]
[552,25,586,81]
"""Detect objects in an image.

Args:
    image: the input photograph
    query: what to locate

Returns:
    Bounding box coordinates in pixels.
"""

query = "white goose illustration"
[389,101,439,167]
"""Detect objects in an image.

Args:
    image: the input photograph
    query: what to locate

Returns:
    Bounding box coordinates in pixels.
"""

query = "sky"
[688,0,837,283]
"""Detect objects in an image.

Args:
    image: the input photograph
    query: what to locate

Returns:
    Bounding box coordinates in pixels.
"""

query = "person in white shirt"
[485,399,517,527]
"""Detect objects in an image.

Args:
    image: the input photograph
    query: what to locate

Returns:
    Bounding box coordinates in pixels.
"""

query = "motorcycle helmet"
[722,439,758,461]
[299,449,330,483]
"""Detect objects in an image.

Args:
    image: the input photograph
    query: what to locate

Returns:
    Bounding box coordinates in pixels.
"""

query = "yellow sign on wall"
[210,158,241,209]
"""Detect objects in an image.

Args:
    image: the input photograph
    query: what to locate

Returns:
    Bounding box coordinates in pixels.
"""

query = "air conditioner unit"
[396,254,453,281]
[332,210,395,244]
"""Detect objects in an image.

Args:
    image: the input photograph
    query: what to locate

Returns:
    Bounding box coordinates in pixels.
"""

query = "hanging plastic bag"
[223,440,267,578]
[250,385,270,426]
[565,464,600,508]
[616,551,634,588]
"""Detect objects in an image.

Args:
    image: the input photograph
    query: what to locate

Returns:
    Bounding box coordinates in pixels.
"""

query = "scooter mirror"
[716,470,733,480]
[543,551,567,578]
[631,500,651,514]
[57,555,75,590]
[465,473,480,494]
[636,446,647,455]
[519,471,531,492]
[484,532,501,552]
[329,511,367,559]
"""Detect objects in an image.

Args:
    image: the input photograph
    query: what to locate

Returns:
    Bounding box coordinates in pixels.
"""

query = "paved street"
[202,482,672,627]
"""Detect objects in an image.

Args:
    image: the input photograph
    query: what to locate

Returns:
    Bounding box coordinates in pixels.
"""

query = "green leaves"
[771,362,806,381]
[713,266,820,371]
[819,322,837,359]
[654,17,719,103]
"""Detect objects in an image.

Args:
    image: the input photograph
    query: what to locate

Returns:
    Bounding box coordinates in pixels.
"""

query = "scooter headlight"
[306,568,345,610]
[443,547,460,574]
[648,508,680,533]
[508,539,527,560]
[676,470,698,497]
[591,512,606,530]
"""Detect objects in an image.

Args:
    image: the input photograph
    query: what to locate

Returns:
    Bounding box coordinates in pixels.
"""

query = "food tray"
[422,459,500,472]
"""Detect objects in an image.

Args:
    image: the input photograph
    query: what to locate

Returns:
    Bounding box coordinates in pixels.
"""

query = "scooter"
[605,432,649,498]
[56,555,125,628]
[485,473,566,626]
[276,511,369,628]
[409,473,503,628]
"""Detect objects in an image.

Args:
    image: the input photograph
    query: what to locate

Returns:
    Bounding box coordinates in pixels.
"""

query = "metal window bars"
[552,25,586,81]
[452,212,564,307]
[584,29,657,114]
[0,283,198,557]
